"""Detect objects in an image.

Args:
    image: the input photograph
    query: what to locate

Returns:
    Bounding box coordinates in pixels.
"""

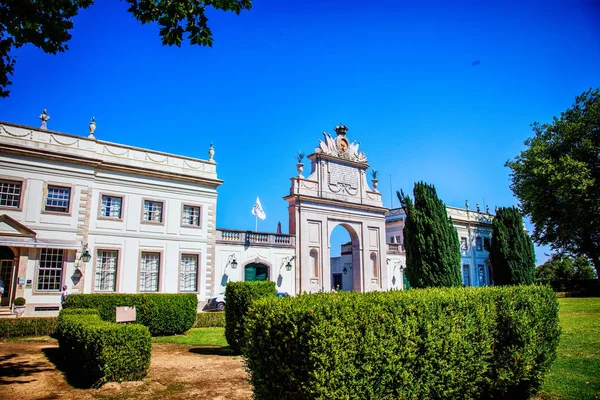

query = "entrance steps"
[0,307,15,318]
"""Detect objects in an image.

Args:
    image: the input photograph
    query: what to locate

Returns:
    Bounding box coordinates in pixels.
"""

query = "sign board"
[116,306,136,323]
[18,277,25,285]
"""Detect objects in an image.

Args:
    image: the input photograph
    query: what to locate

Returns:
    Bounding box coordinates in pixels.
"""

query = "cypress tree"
[397,182,462,288]
[489,206,536,285]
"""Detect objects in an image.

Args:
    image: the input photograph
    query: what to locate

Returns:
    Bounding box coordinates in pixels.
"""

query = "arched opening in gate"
[244,263,269,282]
[329,224,360,292]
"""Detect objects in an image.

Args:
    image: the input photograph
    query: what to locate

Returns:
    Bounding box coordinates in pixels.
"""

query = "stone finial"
[208,142,214,161]
[88,117,96,139]
[465,200,469,210]
[39,109,50,130]
[476,203,481,212]
[486,205,490,214]
[334,122,348,136]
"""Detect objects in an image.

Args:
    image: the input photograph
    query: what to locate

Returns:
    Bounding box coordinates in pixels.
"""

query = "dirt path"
[0,339,252,400]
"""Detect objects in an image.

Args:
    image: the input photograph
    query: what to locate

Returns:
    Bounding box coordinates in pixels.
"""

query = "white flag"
[251,196,266,220]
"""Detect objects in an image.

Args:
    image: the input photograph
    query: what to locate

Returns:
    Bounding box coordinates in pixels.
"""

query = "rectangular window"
[180,254,199,292]
[476,236,483,251]
[37,249,64,291]
[100,195,123,219]
[462,264,470,286]
[0,180,22,208]
[483,237,491,251]
[140,252,160,292]
[478,264,485,286]
[45,186,71,213]
[143,200,163,223]
[182,205,201,227]
[95,250,118,291]
[460,237,468,251]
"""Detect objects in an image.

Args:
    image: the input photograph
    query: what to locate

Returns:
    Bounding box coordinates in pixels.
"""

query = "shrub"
[65,293,197,336]
[244,285,560,400]
[56,309,151,384]
[225,281,277,353]
[0,317,57,338]
[13,297,26,306]
[195,312,225,328]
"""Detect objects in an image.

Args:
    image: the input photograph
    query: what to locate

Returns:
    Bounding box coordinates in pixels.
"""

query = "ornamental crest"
[316,123,367,163]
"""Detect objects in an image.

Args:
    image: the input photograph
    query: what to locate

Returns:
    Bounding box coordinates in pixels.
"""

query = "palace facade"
[0,119,492,317]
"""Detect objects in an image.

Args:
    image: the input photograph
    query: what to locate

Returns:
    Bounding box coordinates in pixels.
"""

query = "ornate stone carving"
[316,124,367,163]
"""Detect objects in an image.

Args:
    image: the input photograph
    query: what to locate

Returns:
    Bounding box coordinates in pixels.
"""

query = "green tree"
[536,254,596,291]
[0,0,252,97]
[489,207,536,285]
[506,88,600,276]
[397,182,462,288]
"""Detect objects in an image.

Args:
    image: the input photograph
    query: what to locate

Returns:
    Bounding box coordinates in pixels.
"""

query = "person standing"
[61,285,69,309]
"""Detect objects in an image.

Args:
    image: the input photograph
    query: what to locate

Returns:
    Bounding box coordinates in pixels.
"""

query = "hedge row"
[195,312,225,328]
[0,317,58,338]
[65,293,197,336]
[56,308,151,384]
[244,285,560,400]
[225,281,277,353]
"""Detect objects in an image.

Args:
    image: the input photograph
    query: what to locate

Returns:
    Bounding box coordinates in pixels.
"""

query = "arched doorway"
[244,263,269,282]
[330,225,355,291]
[0,246,16,307]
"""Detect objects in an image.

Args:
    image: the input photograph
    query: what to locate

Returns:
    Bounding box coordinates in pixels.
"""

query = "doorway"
[0,247,15,307]
[244,263,269,282]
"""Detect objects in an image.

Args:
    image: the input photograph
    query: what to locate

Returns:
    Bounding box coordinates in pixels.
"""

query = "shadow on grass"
[0,353,53,385]
[41,347,99,389]
[189,346,236,356]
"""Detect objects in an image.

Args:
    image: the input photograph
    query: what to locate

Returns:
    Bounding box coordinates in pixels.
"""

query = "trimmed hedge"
[195,312,225,328]
[244,285,560,400]
[0,317,58,338]
[65,293,197,336]
[56,308,151,384]
[225,281,277,353]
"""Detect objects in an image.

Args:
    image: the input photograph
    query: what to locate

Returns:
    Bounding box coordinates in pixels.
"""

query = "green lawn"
[537,297,600,400]
[152,327,227,347]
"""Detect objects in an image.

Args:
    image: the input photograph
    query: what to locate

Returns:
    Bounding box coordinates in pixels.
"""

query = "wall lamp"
[281,255,295,272]
[227,254,238,269]
[343,262,352,275]
[79,243,91,264]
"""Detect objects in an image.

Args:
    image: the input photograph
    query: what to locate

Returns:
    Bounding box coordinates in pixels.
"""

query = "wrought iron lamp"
[227,254,238,269]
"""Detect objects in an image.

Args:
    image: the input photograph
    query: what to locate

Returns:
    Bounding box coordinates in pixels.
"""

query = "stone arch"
[285,124,389,294]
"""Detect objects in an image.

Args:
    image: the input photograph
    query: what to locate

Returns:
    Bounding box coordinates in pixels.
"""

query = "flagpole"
[255,215,258,232]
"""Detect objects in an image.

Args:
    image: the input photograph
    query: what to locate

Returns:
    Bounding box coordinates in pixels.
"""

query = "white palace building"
[0,117,493,316]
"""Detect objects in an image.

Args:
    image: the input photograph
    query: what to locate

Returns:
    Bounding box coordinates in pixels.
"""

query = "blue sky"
[2,0,599,262]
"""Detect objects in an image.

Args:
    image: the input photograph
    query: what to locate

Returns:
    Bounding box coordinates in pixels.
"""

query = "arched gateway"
[284,124,389,293]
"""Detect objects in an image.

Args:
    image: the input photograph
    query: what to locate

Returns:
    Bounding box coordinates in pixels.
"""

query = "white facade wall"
[0,122,220,316]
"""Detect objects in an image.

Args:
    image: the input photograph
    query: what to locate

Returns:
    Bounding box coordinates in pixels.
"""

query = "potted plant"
[296,151,305,177]
[371,169,379,191]
[13,297,26,317]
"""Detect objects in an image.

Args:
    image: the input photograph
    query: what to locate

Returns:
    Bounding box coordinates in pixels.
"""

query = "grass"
[537,297,600,400]
[152,327,227,347]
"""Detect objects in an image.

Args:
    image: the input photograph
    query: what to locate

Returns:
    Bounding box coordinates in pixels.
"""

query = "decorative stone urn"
[372,179,379,192]
[12,297,26,317]
[88,117,96,139]
[297,163,304,178]
[208,143,214,161]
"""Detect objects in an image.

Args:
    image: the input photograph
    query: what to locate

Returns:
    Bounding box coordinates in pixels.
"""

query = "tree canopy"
[0,0,252,97]
[536,254,596,291]
[488,206,536,285]
[397,182,462,288]
[506,88,600,276]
